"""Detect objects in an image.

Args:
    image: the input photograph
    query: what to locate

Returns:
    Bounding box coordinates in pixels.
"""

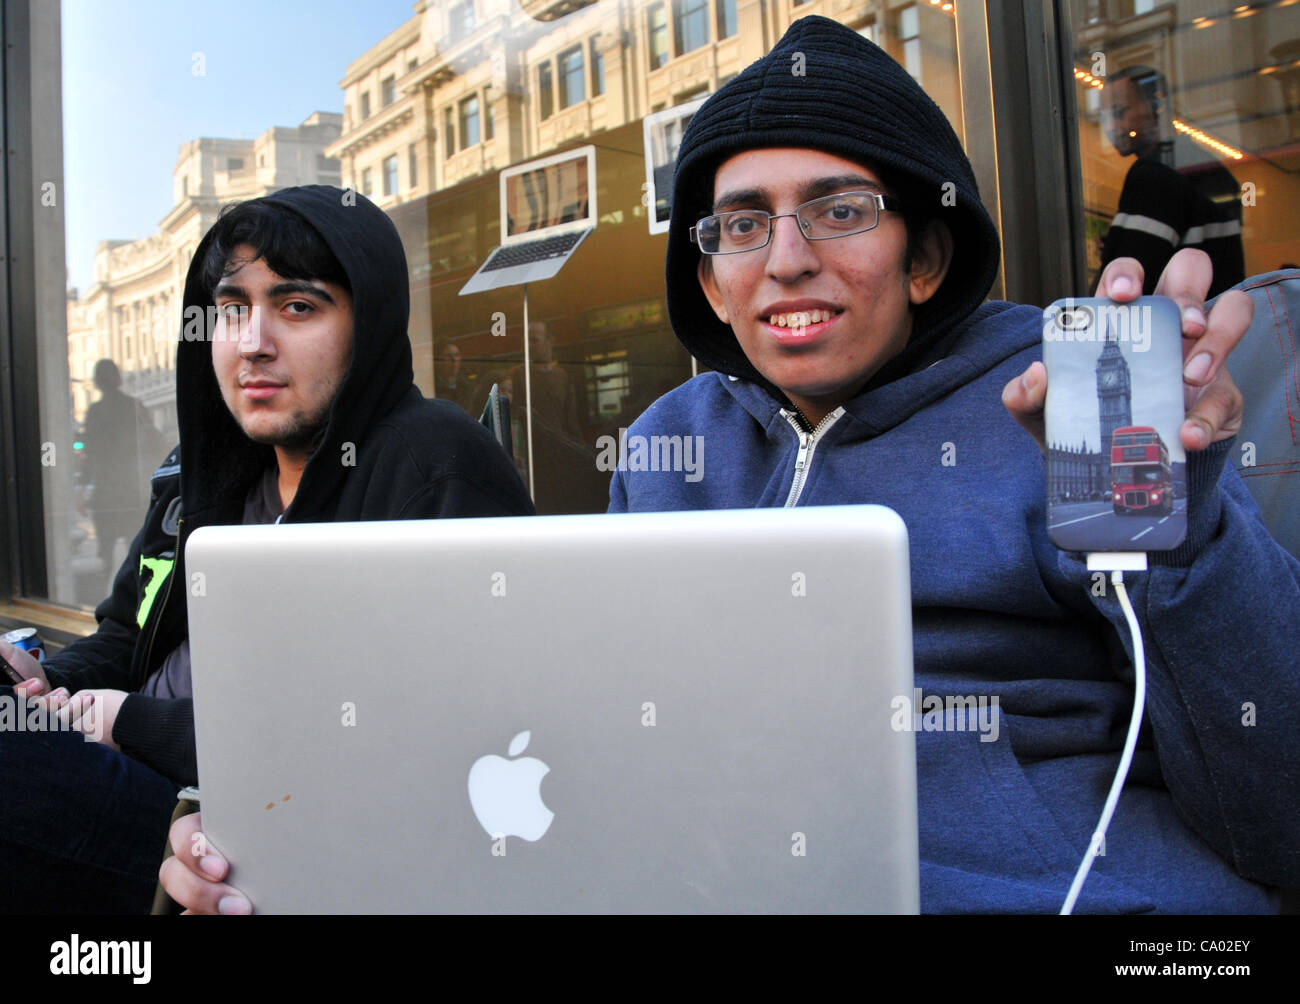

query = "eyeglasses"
[690,191,902,255]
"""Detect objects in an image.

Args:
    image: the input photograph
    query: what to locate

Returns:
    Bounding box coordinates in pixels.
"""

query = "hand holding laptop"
[159,813,252,915]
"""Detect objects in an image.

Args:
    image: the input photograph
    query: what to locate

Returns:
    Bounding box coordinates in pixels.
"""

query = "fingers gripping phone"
[1042,296,1187,552]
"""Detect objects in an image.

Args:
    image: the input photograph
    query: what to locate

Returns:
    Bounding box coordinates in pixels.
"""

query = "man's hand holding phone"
[1,637,49,693]
[1003,247,1254,453]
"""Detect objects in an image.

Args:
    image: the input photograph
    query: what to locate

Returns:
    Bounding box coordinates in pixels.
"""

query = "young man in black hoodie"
[0,186,533,912]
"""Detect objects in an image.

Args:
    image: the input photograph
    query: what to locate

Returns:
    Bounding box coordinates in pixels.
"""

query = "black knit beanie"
[665,15,1002,392]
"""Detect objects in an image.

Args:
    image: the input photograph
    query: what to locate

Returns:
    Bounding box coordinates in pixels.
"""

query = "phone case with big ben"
[1041,296,1187,552]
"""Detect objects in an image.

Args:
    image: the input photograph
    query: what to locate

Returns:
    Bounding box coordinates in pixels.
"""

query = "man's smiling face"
[697,148,949,425]
[210,245,354,459]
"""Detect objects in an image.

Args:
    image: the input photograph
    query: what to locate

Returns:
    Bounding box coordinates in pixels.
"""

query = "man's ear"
[908,219,954,307]
[697,256,731,325]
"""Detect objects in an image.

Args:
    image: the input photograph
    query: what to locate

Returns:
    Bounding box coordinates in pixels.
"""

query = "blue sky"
[62,0,416,291]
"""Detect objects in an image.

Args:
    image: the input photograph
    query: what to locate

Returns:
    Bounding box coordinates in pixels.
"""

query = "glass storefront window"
[1070,0,1300,291]
[24,0,965,609]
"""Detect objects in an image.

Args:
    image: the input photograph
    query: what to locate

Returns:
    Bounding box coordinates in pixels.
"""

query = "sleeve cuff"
[1149,436,1234,569]
[115,693,197,787]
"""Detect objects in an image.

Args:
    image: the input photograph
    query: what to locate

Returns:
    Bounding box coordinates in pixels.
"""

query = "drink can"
[2,627,45,663]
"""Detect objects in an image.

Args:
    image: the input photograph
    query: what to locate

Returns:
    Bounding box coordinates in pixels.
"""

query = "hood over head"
[175,185,413,524]
[665,15,1002,398]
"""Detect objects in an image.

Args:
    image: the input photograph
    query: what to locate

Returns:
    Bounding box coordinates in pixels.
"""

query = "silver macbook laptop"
[459,145,596,295]
[186,506,918,913]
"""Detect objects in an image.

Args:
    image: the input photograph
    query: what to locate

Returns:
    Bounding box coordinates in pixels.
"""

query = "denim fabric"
[0,687,179,914]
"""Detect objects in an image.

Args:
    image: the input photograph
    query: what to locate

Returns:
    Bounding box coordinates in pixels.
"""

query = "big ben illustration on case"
[1096,337,1133,474]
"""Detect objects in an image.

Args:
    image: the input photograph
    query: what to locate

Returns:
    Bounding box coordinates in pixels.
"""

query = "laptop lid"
[186,506,918,913]
[458,146,596,295]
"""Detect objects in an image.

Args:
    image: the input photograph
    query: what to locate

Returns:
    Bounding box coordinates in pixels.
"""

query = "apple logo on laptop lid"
[468,730,555,843]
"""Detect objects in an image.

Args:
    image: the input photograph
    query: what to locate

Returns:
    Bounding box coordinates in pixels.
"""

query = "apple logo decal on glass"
[468,730,555,843]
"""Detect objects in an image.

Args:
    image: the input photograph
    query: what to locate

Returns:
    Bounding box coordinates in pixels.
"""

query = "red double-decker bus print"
[1110,426,1173,515]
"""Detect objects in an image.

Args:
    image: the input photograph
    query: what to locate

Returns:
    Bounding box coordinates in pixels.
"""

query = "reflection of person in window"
[80,359,162,585]
[434,341,474,415]
[512,322,581,441]
[512,322,590,513]
[1099,66,1244,297]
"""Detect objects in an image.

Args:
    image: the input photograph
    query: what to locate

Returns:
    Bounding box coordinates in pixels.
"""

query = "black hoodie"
[44,186,534,785]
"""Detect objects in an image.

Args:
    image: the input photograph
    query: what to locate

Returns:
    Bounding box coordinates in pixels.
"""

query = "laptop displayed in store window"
[459,145,597,295]
[186,506,919,913]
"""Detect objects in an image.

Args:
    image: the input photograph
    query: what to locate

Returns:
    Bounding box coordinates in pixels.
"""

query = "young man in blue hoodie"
[162,18,1297,914]
[606,17,1298,912]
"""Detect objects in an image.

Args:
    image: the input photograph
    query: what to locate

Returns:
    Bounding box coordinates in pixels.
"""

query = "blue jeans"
[0,687,179,913]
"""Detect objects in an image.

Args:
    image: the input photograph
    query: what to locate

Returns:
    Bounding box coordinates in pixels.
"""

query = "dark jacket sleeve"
[114,694,197,786]
[42,524,146,694]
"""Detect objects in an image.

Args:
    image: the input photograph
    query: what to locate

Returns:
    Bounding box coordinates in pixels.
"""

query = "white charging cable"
[1060,555,1148,915]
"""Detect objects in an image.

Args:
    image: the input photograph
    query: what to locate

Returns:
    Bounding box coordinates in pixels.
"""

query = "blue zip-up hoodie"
[609,300,1300,913]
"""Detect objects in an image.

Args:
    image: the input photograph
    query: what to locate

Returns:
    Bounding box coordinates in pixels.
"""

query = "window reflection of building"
[559,45,585,107]
[1072,0,1300,285]
[675,0,710,56]
[64,114,342,445]
[317,1,965,512]
[649,4,669,70]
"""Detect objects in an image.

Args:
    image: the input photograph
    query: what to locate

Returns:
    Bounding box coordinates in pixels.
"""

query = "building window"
[539,62,554,120]
[898,4,921,82]
[381,75,396,107]
[459,94,481,149]
[674,0,710,55]
[409,144,418,188]
[559,46,585,108]
[361,167,373,195]
[227,157,244,170]
[449,0,475,43]
[591,36,606,96]
[408,57,418,72]
[360,91,371,119]
[649,4,668,70]
[444,107,455,159]
[383,153,398,196]
[181,175,188,196]
[718,0,737,39]
[485,96,495,140]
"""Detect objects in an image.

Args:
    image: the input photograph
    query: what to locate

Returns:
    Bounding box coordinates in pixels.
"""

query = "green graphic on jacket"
[136,555,174,627]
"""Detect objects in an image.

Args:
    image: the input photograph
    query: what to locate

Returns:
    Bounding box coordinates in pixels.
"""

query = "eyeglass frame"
[689,191,904,255]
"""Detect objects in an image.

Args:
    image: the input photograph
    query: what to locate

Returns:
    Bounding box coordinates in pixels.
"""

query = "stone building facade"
[66,113,343,442]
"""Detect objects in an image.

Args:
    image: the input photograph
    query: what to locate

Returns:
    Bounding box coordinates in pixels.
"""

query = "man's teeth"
[768,309,833,329]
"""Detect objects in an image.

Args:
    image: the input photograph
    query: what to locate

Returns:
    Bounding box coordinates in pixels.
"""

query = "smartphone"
[2,650,27,686]
[1042,295,1187,552]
